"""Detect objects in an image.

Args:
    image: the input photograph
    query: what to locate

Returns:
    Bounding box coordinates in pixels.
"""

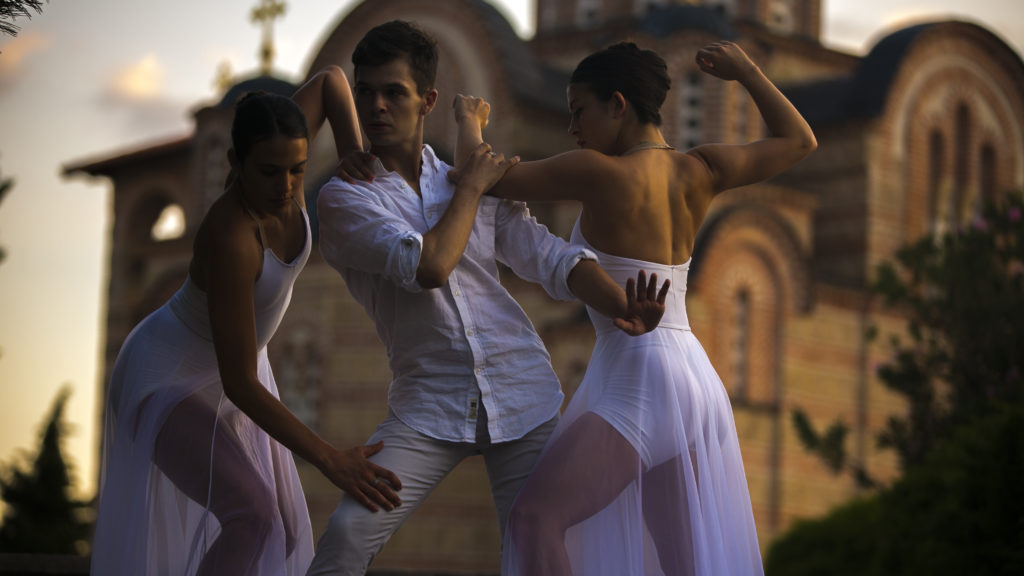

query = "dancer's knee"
[313,500,386,571]
[508,492,560,543]
[209,480,279,551]
[223,496,277,541]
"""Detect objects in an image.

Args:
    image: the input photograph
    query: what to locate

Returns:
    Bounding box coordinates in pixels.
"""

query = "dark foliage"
[793,192,1024,477]
[766,405,1024,575]
[773,192,1024,574]
[0,0,46,37]
[0,387,90,555]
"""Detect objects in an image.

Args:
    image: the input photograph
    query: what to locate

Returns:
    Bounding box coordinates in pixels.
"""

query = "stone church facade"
[66,0,1024,572]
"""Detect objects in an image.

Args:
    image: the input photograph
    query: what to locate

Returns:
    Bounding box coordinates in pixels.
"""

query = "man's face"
[354,58,436,149]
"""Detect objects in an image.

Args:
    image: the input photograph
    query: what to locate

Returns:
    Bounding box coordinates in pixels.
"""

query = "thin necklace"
[621,140,675,156]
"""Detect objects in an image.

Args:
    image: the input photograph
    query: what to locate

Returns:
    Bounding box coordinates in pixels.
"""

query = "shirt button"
[454,290,461,296]
[467,328,475,337]
[475,367,483,375]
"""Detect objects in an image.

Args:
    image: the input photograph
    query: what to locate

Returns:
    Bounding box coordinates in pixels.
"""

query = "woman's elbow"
[316,64,345,82]
[804,132,818,155]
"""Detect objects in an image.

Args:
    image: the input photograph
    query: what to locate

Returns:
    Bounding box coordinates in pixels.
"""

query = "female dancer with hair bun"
[90,67,401,575]
[455,41,816,575]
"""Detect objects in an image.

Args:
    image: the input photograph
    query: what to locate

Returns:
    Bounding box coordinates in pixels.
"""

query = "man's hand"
[320,441,402,512]
[334,150,377,184]
[454,142,519,197]
[453,94,490,130]
[613,270,670,336]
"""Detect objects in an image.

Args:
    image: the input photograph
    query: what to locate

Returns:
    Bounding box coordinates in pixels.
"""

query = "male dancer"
[309,20,666,574]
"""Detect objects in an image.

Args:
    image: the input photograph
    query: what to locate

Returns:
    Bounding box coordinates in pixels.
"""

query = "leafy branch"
[0,0,47,37]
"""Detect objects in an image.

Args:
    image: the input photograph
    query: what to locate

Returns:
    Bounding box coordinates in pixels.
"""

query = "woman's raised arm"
[689,42,816,194]
[292,65,363,158]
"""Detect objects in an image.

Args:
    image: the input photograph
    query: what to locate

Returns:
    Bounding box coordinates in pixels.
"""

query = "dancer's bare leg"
[506,412,640,575]
[153,388,285,576]
[642,453,697,576]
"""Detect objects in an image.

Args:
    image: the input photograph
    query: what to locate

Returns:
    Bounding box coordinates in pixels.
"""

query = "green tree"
[766,404,1024,576]
[794,193,1024,478]
[771,193,1024,573]
[0,387,90,555]
[0,0,46,37]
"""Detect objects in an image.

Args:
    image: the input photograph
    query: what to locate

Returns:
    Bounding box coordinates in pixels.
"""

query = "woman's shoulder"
[673,150,714,188]
[195,192,260,255]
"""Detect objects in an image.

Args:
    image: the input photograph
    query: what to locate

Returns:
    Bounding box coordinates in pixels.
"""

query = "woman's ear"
[610,91,628,119]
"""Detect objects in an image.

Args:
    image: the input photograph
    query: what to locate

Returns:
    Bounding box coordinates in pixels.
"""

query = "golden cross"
[251,0,286,75]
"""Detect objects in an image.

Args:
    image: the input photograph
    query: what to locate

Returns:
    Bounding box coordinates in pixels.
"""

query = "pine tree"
[0,387,90,555]
[0,162,11,265]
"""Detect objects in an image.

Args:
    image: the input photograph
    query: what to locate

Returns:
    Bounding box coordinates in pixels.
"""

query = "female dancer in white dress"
[90,67,404,575]
[454,41,816,575]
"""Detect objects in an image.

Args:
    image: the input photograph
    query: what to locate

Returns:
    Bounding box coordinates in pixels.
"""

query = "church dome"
[217,75,298,108]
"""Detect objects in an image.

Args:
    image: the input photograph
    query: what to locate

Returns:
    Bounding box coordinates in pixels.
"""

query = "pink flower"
[1009,206,1021,223]
[1010,260,1024,277]
[971,217,989,232]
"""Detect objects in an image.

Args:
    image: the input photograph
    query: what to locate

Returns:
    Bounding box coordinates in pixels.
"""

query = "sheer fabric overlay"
[90,208,314,575]
[503,221,764,576]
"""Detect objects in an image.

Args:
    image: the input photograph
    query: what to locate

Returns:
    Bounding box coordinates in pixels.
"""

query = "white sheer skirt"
[90,304,313,575]
[503,325,763,575]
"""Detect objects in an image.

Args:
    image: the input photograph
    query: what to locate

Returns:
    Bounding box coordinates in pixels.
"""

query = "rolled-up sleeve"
[317,177,424,292]
[493,199,596,301]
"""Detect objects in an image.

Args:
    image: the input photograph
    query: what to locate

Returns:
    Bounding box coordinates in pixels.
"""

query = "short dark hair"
[570,42,671,126]
[352,20,439,94]
[231,92,308,162]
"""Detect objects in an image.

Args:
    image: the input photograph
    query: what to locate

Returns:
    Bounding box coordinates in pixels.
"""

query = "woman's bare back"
[578,149,714,265]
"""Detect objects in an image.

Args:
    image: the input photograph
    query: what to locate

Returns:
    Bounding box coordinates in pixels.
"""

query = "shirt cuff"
[555,248,598,301]
[388,231,425,292]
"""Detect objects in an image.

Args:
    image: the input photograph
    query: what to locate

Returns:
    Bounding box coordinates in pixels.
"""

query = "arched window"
[953,104,971,225]
[768,0,795,34]
[704,0,735,17]
[634,0,668,16]
[980,143,996,209]
[679,72,703,149]
[731,288,750,401]
[150,204,186,241]
[576,0,600,27]
[928,130,945,237]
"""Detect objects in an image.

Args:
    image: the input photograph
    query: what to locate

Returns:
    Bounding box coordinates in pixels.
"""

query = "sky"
[0,0,1021,503]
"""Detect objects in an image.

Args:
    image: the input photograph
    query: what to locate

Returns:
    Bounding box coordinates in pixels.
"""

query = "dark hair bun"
[570,42,671,126]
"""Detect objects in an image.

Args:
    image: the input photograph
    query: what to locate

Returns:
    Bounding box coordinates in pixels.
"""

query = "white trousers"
[306,407,557,575]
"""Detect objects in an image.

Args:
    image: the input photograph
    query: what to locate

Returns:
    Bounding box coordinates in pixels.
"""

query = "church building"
[66,0,1024,571]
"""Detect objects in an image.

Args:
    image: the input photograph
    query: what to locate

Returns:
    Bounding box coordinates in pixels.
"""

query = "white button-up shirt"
[318,145,596,443]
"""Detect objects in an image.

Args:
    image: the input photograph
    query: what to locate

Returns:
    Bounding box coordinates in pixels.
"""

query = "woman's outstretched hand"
[696,41,758,82]
[320,441,402,513]
[614,270,670,336]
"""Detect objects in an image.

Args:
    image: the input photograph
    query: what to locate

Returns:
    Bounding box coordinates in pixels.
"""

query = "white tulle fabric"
[502,221,764,576]
[90,208,314,575]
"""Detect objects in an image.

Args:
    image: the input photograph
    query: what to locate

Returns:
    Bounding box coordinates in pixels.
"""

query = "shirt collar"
[368,144,444,179]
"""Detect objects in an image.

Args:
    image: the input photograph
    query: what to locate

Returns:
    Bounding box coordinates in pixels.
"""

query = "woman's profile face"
[566,83,617,153]
[236,134,308,213]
